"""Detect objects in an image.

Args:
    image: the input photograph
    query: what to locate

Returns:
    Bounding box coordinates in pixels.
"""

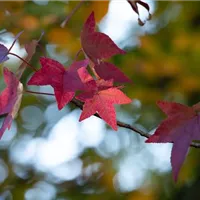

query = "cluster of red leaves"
[0,9,199,183]
[0,12,132,137]
[28,12,132,130]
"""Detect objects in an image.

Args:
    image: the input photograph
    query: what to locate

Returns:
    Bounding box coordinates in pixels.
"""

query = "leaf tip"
[156,100,167,109]
[79,115,84,122]
[172,173,178,183]
[57,106,63,111]
[113,126,118,131]
[145,135,159,143]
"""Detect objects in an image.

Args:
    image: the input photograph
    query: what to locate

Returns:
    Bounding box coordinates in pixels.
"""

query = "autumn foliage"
[0,0,200,184]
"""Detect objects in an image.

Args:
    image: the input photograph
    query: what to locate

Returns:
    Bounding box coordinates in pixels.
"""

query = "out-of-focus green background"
[0,1,200,199]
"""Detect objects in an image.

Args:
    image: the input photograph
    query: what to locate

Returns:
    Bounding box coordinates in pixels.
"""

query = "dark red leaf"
[28,57,65,87]
[146,100,200,181]
[64,59,90,92]
[54,90,74,110]
[81,12,126,63]
[82,11,96,34]
[0,68,23,139]
[28,57,89,110]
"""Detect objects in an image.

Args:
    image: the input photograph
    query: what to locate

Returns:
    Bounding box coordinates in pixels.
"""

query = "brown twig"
[25,90,55,96]
[0,29,7,35]
[9,52,37,72]
[71,98,200,149]
[74,48,83,61]
[61,0,85,28]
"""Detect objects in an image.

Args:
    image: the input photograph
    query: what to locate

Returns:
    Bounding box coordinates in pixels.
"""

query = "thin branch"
[0,29,7,35]
[37,43,47,57]
[25,90,54,96]
[61,0,85,28]
[116,121,150,138]
[74,48,83,61]
[9,52,37,72]
[71,98,200,149]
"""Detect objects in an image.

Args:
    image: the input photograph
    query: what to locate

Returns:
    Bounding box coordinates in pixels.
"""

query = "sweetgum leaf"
[77,66,93,84]
[63,59,89,92]
[28,57,65,87]
[81,11,126,63]
[54,90,74,110]
[146,100,200,181]
[0,68,23,138]
[77,79,132,130]
[0,68,20,115]
[57,60,89,109]
[28,57,89,110]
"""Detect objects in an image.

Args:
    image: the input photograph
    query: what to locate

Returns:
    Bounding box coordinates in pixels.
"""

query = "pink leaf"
[0,68,23,139]
[0,68,20,115]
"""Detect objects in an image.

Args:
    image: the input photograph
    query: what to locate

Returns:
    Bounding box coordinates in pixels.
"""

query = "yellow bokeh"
[47,27,81,56]
[20,15,40,31]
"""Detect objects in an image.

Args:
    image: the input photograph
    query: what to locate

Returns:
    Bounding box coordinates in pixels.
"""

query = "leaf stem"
[74,48,83,61]
[25,90,55,96]
[7,31,23,54]
[37,43,47,57]
[1,31,23,62]
[61,0,85,28]
[8,52,37,71]
[36,31,46,56]
[89,60,101,80]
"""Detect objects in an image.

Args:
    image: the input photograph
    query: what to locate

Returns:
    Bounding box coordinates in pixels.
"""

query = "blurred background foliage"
[0,0,200,199]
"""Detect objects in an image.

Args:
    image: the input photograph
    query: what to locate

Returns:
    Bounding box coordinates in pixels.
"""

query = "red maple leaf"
[28,57,89,110]
[81,11,126,63]
[76,76,132,130]
[146,100,200,181]
[0,68,23,138]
